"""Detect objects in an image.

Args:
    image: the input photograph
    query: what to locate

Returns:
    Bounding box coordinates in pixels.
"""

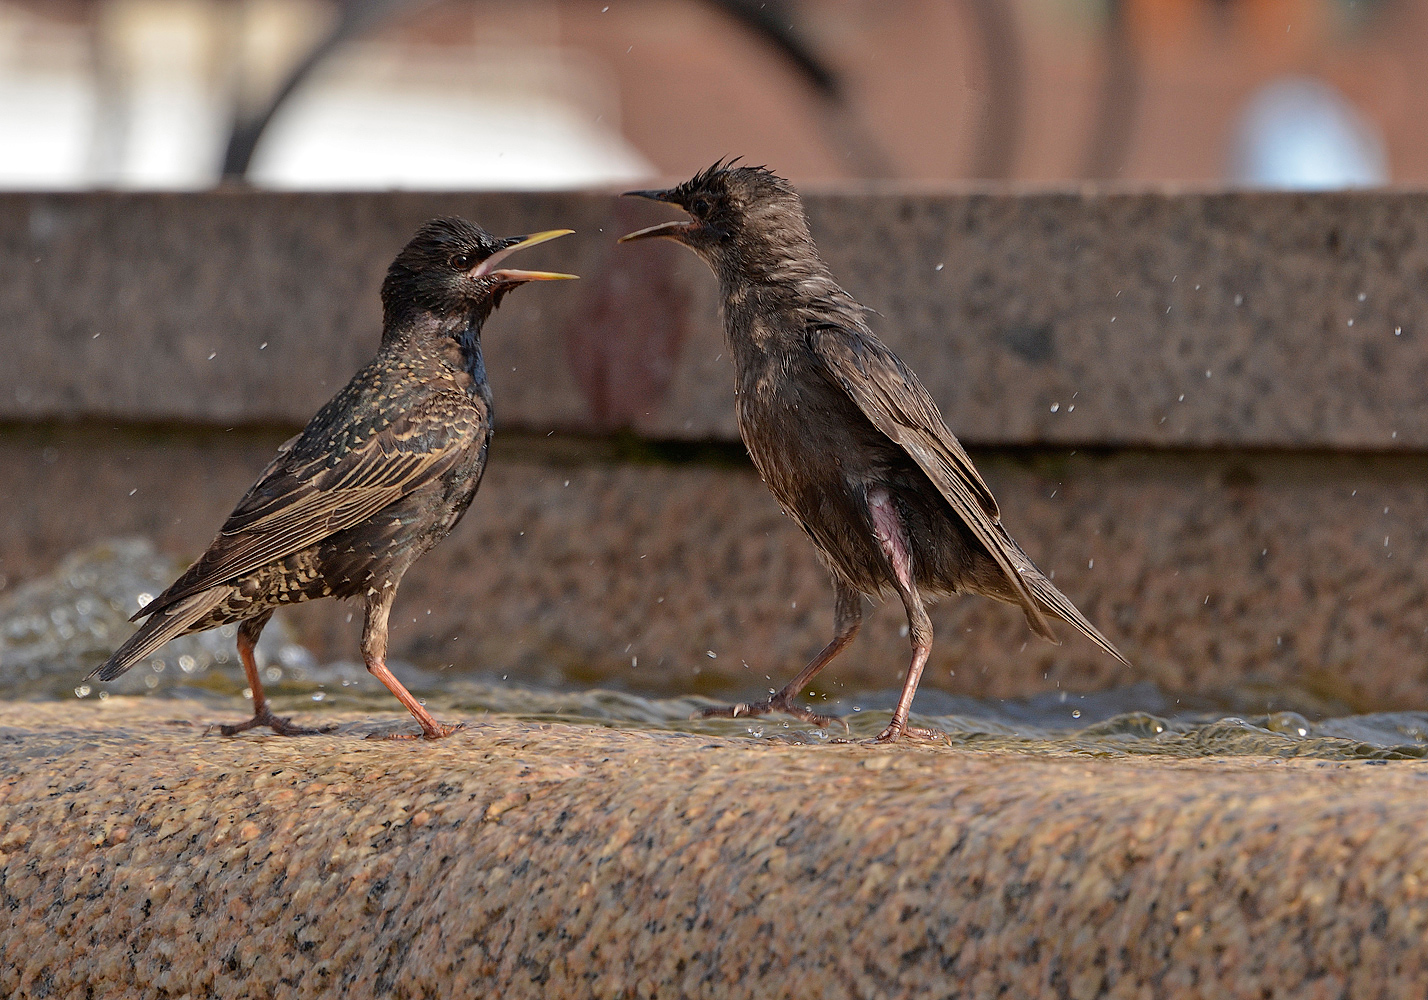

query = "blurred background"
[11,0,1428,735]
[0,0,1417,192]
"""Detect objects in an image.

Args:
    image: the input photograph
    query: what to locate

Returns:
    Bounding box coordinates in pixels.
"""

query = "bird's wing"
[808,323,1053,637]
[137,391,485,619]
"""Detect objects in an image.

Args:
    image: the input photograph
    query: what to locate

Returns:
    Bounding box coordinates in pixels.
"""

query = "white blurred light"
[0,1,652,191]
[250,45,653,190]
[1229,76,1388,189]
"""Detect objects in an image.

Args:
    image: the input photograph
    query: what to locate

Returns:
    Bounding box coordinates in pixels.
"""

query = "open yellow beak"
[618,220,695,243]
[475,229,579,281]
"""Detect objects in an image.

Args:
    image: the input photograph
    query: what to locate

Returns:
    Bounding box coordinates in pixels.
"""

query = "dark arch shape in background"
[218,0,1146,187]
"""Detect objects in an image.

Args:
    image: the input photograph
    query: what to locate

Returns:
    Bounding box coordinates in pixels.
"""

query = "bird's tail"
[993,528,1130,666]
[1024,571,1131,666]
[88,588,230,681]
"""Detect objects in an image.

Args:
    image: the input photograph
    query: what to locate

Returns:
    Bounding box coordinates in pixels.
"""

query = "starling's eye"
[450,252,474,271]
[691,198,711,216]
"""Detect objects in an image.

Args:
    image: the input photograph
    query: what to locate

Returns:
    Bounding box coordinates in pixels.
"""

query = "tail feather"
[988,526,1129,666]
[1024,571,1131,667]
[89,588,230,681]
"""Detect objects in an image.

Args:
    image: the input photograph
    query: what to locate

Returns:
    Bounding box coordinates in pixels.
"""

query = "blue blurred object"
[1229,75,1388,189]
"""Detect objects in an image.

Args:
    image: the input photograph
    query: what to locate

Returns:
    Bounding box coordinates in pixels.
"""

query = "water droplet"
[208,352,217,360]
[1347,318,1354,327]
[1178,394,1185,402]
[1358,293,1366,302]
[1050,403,1059,413]
[1395,327,1402,336]
[259,342,268,350]
[1205,370,1212,378]
[74,684,91,698]
[1071,709,1081,719]
[706,650,717,659]
[934,263,944,271]
[1088,558,1095,569]
[1234,294,1243,306]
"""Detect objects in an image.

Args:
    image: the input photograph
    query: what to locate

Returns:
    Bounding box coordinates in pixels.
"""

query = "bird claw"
[695,697,849,733]
[213,709,335,737]
[870,723,946,745]
[365,721,466,741]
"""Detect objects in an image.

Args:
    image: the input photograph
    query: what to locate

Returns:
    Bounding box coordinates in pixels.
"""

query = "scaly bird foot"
[695,696,849,733]
[214,708,336,737]
[365,721,466,741]
[871,722,946,745]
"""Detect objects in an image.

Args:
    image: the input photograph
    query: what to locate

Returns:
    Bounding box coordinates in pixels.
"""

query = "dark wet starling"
[91,219,576,739]
[622,162,1128,743]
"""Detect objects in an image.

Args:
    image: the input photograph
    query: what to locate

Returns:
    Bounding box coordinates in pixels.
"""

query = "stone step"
[3,189,1427,449]
[0,701,1422,998]
[5,427,1426,710]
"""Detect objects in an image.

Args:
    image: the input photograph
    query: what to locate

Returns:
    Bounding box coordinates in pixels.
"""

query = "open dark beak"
[475,229,579,283]
[618,189,694,243]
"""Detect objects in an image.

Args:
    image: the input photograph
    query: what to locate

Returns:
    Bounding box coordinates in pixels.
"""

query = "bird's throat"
[455,323,489,392]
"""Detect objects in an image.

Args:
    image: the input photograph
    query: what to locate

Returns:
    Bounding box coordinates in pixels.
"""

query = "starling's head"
[619,160,810,270]
[381,217,575,327]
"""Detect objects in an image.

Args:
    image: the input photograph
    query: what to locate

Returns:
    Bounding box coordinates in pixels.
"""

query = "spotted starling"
[622,162,1128,743]
[91,219,576,739]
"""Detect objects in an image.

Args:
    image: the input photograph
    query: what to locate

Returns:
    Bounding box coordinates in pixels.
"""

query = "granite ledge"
[1,700,1426,999]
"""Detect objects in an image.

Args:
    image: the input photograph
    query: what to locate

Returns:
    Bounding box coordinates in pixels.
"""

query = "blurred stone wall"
[3,189,1426,709]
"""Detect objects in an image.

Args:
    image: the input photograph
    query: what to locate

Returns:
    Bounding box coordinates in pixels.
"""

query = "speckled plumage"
[92,218,575,738]
[624,162,1128,742]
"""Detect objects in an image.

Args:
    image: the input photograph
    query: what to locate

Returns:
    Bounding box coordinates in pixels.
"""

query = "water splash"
[0,539,307,698]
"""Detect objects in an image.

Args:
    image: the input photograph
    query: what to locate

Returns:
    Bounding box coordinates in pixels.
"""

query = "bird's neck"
[385,309,494,406]
[714,231,830,290]
[718,250,857,360]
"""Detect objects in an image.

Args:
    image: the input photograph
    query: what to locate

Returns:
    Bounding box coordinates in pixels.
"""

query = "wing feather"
[808,324,1054,638]
[137,391,484,619]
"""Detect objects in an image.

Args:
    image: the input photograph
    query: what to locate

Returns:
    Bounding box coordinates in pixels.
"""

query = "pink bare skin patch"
[868,488,914,592]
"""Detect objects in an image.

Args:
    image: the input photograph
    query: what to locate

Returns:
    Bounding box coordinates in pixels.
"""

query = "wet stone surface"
[2,700,1428,999]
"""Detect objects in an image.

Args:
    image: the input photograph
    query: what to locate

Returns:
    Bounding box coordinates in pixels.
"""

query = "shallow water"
[5,538,1428,760]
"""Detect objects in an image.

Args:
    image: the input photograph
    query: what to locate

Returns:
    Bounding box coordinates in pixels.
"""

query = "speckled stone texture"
[1,701,1426,999]
[6,427,1428,710]
[4,189,1428,448]
[8,189,1428,709]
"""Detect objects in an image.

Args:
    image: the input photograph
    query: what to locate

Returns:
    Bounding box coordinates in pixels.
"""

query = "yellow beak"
[475,229,578,281]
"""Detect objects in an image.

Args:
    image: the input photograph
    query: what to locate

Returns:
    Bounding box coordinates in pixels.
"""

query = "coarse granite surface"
[1,700,1425,999]
[4,189,1428,449]
[6,427,1428,711]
